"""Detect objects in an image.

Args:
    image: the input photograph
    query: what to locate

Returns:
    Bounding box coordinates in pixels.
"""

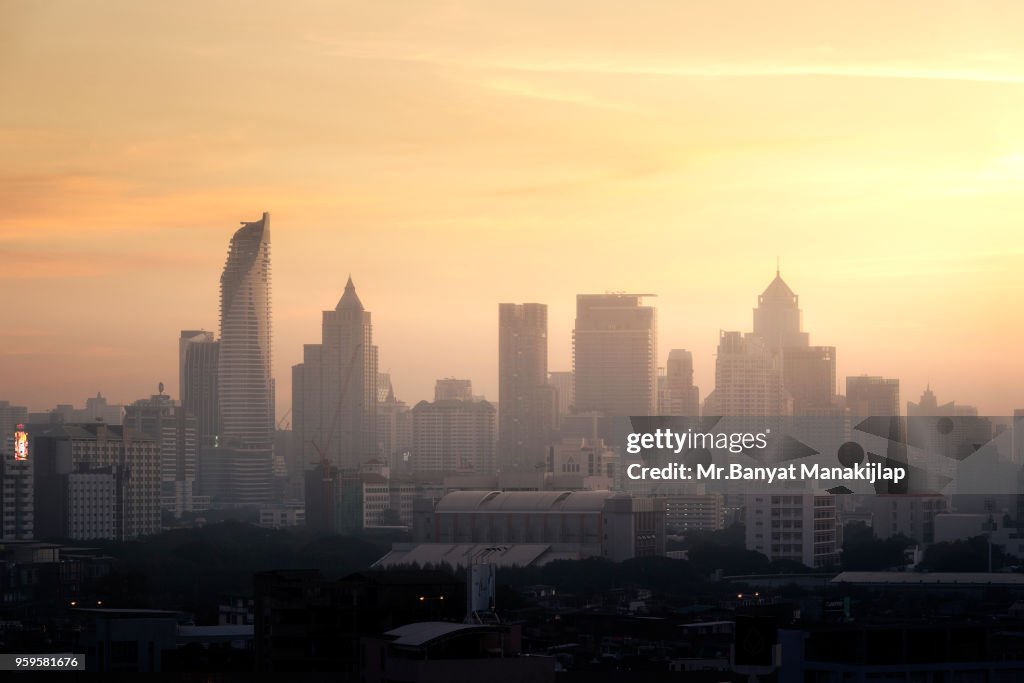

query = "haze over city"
[3,1,1024,415]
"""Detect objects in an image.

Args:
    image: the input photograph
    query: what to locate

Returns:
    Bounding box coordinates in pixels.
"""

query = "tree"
[841,521,913,571]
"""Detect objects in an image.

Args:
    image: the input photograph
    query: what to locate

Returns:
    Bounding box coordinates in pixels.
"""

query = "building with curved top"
[216,213,274,503]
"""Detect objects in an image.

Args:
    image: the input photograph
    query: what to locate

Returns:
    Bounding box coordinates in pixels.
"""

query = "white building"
[745,492,841,568]
[258,505,305,529]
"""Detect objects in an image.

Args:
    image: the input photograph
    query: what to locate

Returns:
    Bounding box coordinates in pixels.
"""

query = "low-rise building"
[384,490,664,567]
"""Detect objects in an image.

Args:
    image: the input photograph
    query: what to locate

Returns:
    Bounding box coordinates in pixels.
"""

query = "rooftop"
[435,489,616,513]
[384,621,502,648]
[832,572,1024,585]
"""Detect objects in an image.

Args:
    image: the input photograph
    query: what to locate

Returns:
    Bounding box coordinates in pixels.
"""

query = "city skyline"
[4,3,1024,414]
[2,249,1022,417]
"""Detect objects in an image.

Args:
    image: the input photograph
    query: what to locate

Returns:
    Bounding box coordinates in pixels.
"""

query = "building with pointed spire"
[705,268,836,416]
[292,277,379,472]
[753,266,809,352]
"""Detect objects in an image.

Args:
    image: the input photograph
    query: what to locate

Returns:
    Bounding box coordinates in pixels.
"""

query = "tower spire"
[337,275,364,310]
[776,255,780,277]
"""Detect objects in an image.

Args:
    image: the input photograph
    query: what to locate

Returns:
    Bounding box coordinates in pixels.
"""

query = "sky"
[2,1,1024,417]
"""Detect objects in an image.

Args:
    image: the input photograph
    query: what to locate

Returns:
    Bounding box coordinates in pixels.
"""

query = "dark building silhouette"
[254,569,463,673]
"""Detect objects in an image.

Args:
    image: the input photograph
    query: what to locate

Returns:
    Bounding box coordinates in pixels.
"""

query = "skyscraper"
[292,277,378,471]
[704,331,788,416]
[434,378,474,402]
[124,391,201,518]
[573,293,658,417]
[217,213,274,503]
[755,269,836,414]
[548,371,574,417]
[179,329,220,446]
[377,382,411,471]
[410,399,496,474]
[752,270,808,351]
[663,349,700,416]
[1,423,33,540]
[846,376,900,418]
[705,270,835,416]
[498,303,555,472]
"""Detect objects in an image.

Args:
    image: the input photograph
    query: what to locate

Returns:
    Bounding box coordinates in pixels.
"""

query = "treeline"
[86,522,392,620]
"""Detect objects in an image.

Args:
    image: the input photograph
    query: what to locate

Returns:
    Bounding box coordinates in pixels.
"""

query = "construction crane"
[276,408,291,431]
[305,343,364,533]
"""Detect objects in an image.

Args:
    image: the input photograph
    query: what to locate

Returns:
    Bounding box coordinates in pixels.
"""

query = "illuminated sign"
[13,424,28,461]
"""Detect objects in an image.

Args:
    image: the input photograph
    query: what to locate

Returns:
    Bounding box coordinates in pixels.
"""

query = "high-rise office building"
[376,372,393,403]
[292,277,378,471]
[548,371,574,417]
[663,349,700,416]
[179,329,220,445]
[499,303,555,472]
[846,376,900,418]
[410,399,496,474]
[124,392,202,518]
[754,270,835,414]
[217,213,274,503]
[0,401,29,451]
[377,383,411,471]
[783,346,837,415]
[573,293,658,417]
[434,378,474,402]
[705,270,835,417]
[752,270,809,351]
[1,424,33,540]
[704,331,788,416]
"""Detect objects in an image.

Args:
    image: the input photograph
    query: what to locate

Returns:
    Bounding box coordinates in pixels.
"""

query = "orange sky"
[2,1,1024,416]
